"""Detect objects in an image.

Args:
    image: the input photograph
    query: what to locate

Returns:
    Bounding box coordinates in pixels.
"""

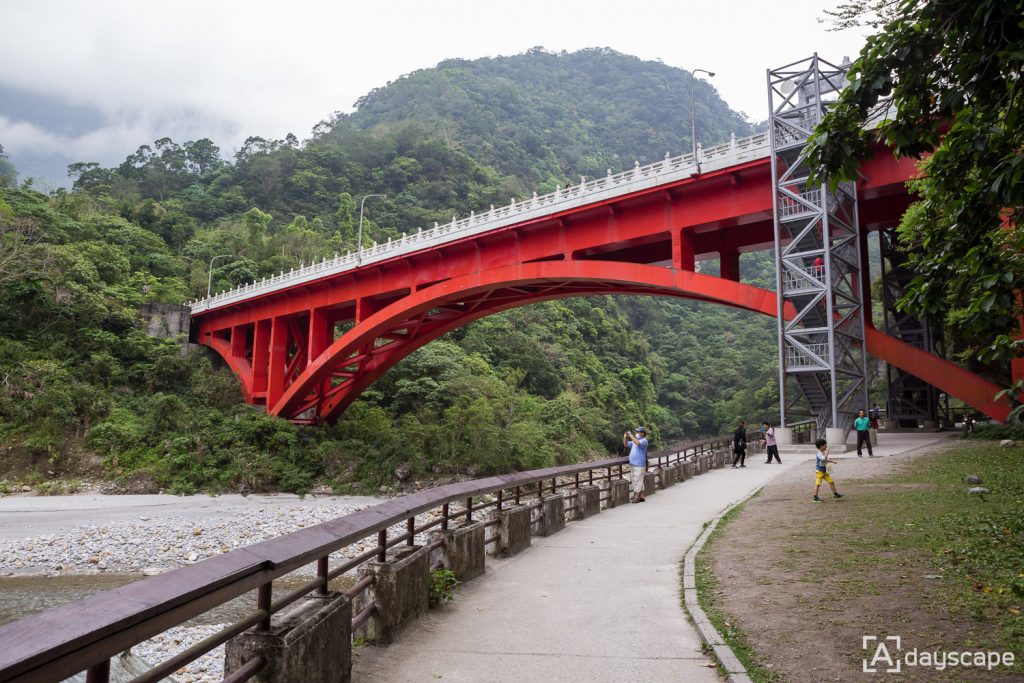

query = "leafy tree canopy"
[807,0,1024,375]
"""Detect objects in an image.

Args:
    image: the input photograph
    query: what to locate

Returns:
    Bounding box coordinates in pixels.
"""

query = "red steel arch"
[271,261,783,422]
[264,260,1010,424]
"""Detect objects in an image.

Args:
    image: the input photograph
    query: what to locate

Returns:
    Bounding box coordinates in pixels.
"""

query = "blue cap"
[635,426,646,433]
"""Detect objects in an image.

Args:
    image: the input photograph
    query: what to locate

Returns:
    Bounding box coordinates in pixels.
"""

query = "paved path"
[352,431,951,683]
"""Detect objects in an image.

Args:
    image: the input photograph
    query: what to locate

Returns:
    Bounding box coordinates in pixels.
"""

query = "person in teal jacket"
[854,409,874,457]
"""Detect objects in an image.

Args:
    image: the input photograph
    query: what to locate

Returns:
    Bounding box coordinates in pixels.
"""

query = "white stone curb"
[682,491,762,683]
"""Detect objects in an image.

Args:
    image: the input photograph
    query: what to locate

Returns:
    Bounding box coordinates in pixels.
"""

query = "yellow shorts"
[815,470,833,485]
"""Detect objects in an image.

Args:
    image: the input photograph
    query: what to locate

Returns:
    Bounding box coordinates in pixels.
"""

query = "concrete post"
[487,504,531,557]
[922,420,939,432]
[826,427,846,451]
[607,479,630,507]
[775,427,793,446]
[576,485,600,518]
[870,428,879,445]
[429,521,485,582]
[536,494,566,536]
[658,466,677,488]
[225,593,352,683]
[680,461,692,481]
[715,451,726,468]
[358,545,429,644]
[643,472,657,496]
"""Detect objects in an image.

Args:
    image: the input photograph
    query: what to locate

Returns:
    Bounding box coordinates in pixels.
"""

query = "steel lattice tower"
[768,55,869,437]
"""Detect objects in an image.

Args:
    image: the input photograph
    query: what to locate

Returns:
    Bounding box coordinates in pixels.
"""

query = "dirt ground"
[707,444,1020,682]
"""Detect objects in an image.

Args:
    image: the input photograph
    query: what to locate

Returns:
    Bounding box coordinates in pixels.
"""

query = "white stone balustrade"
[188,131,771,314]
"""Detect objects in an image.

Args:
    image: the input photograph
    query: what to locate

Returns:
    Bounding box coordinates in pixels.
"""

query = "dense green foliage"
[0,49,778,493]
[808,0,1024,386]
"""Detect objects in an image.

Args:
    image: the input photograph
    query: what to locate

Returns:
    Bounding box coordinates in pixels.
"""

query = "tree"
[0,143,16,187]
[807,0,1024,378]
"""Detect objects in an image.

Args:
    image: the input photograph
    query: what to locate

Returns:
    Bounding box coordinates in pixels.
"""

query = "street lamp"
[207,254,232,298]
[690,68,715,173]
[357,194,387,265]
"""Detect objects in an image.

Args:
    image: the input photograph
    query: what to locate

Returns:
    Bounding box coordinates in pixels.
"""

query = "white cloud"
[0,0,871,173]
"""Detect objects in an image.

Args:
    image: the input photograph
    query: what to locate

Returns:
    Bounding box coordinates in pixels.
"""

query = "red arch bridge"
[189,115,1010,429]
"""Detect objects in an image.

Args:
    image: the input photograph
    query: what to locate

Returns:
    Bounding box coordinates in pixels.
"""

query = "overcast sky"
[0,0,871,184]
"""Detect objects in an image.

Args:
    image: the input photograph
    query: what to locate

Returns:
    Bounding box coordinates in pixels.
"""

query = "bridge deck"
[351,432,947,682]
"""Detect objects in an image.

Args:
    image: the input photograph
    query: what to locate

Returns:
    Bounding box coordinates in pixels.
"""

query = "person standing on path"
[812,437,843,502]
[870,403,880,429]
[854,409,874,457]
[732,420,747,468]
[763,421,781,463]
[624,427,649,503]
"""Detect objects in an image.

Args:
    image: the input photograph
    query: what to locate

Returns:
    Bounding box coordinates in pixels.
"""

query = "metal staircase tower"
[880,228,950,426]
[768,55,869,438]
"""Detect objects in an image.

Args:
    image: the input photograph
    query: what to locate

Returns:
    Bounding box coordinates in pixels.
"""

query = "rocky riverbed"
[0,499,442,576]
[0,496,449,681]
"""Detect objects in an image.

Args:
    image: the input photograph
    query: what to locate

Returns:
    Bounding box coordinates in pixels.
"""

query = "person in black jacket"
[732,420,747,468]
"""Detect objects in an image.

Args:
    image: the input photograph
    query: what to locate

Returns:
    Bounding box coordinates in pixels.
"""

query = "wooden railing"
[0,434,731,682]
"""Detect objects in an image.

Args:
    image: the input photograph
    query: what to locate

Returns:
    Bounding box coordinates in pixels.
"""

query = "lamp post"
[357,194,387,265]
[690,68,715,172]
[207,254,232,298]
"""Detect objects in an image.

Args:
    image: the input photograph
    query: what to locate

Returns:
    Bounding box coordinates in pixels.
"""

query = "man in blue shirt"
[854,409,874,457]
[624,427,649,503]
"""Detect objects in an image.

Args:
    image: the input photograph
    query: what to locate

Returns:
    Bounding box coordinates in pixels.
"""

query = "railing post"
[258,582,272,630]
[515,486,521,505]
[442,503,449,531]
[497,489,503,511]
[465,496,473,523]
[317,556,329,594]
[85,660,110,683]
[406,517,415,546]
[377,529,387,562]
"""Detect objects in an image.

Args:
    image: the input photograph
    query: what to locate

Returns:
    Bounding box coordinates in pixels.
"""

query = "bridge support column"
[719,248,740,282]
[607,479,630,508]
[536,494,566,536]
[774,427,793,447]
[430,521,485,582]
[224,592,352,683]
[266,316,289,407]
[358,545,429,644]
[487,504,531,556]
[672,229,696,271]
[252,319,271,395]
[230,324,248,358]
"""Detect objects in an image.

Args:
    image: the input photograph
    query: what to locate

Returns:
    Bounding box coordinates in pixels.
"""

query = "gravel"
[132,624,229,683]
[2,497,454,679]
[0,500,442,577]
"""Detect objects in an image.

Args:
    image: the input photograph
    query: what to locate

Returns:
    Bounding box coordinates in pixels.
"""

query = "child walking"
[812,437,844,502]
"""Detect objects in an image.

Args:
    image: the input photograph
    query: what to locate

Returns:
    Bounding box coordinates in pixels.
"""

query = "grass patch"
[700,441,1023,677]
[692,493,782,683]
[859,442,1024,657]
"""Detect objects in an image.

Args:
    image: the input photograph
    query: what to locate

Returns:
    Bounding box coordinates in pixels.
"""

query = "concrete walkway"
[351,431,951,682]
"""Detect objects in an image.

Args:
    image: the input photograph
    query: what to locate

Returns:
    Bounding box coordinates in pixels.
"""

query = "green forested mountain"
[346,47,757,187]
[0,48,776,494]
